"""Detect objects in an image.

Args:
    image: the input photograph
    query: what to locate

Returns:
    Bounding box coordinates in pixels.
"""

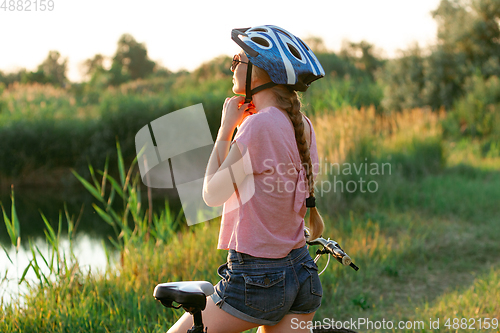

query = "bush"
[443,75,500,139]
[302,76,383,114]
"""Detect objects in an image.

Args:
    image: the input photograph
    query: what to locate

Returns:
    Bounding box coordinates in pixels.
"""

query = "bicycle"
[153,230,359,333]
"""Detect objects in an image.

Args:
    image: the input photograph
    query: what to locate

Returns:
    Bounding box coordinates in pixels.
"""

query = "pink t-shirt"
[217,106,320,258]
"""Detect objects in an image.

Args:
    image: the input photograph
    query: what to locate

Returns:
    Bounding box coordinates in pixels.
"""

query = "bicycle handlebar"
[305,229,359,271]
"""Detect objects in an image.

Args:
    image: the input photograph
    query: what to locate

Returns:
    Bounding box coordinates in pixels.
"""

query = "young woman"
[168,25,326,333]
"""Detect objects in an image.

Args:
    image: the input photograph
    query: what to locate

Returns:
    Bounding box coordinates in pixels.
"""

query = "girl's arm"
[203,96,254,207]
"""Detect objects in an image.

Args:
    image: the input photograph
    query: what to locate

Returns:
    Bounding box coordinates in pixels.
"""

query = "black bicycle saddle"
[153,281,214,310]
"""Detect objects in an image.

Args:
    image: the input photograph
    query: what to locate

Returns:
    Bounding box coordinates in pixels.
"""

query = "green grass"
[1,139,498,332]
[1,92,499,332]
[0,77,233,181]
[0,74,381,183]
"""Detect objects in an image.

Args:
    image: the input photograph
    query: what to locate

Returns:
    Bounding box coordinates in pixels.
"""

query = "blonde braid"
[252,65,324,240]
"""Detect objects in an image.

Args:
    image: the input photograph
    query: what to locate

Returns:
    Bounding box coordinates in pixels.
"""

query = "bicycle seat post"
[187,309,205,333]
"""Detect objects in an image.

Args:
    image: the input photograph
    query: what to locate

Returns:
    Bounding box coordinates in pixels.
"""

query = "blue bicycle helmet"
[232,25,325,102]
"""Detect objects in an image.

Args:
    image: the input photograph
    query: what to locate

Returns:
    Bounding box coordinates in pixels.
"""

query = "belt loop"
[237,252,244,264]
[287,249,294,266]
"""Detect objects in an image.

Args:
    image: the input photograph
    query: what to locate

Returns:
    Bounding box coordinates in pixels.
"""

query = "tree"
[381,0,500,111]
[340,40,384,80]
[379,44,427,111]
[192,55,232,82]
[432,0,500,71]
[82,54,105,79]
[0,69,26,87]
[422,47,469,110]
[108,34,156,85]
[80,53,111,89]
[37,50,68,86]
[20,51,68,86]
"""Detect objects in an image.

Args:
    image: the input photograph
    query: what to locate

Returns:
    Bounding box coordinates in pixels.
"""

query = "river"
[0,184,182,304]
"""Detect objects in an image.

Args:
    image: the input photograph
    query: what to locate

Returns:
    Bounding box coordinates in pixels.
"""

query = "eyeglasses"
[230,55,248,72]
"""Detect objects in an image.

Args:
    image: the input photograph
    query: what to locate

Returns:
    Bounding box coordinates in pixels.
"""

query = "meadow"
[0,73,499,333]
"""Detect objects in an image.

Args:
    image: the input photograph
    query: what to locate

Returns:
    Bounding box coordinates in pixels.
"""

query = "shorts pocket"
[216,263,231,294]
[301,261,323,297]
[217,263,229,279]
[243,271,285,312]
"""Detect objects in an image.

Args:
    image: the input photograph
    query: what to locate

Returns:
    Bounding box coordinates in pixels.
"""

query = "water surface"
[0,185,182,304]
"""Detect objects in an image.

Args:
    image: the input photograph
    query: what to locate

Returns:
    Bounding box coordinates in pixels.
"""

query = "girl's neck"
[252,89,277,112]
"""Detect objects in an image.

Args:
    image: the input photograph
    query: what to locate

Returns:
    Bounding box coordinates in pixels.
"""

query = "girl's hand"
[220,96,256,132]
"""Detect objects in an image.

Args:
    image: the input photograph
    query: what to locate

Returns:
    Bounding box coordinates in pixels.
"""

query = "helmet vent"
[251,37,270,47]
[275,28,293,39]
[287,43,302,60]
[249,28,267,33]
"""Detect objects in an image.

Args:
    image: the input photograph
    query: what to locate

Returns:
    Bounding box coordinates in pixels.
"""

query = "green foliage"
[0,51,68,87]
[1,17,500,332]
[340,40,385,81]
[0,69,25,87]
[71,141,182,249]
[388,137,445,179]
[316,52,362,79]
[323,134,445,209]
[82,54,106,81]
[107,60,132,86]
[304,43,384,112]
[443,75,500,140]
[1,188,20,258]
[1,134,499,332]
[108,34,156,85]
[192,55,232,82]
[0,70,234,180]
[24,51,68,87]
[303,76,383,113]
[379,45,427,111]
[315,40,384,83]
[0,118,91,177]
[379,43,472,111]
[0,144,189,332]
[424,47,470,110]
[381,0,500,111]
[432,0,500,71]
[0,51,67,87]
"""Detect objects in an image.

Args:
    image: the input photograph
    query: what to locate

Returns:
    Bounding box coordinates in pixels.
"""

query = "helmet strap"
[244,61,277,103]
[252,82,277,95]
[244,62,254,103]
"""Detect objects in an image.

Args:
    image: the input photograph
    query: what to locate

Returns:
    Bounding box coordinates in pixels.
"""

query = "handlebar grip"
[325,242,358,271]
[304,229,359,271]
[341,255,352,266]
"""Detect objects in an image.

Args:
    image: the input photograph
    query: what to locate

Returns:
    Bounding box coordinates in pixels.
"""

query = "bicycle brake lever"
[305,229,359,271]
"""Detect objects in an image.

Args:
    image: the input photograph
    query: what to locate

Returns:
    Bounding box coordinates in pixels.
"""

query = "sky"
[0,0,441,82]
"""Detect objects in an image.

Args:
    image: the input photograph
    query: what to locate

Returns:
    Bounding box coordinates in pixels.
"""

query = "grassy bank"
[0,72,380,187]
[0,77,233,185]
[1,107,499,332]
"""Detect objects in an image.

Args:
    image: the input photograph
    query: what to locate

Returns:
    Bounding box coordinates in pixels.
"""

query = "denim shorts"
[210,245,322,326]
